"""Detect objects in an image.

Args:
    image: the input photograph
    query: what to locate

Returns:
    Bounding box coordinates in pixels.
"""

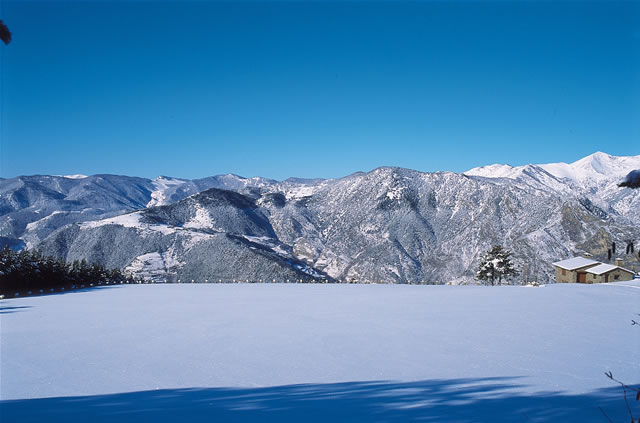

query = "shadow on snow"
[0,305,32,314]
[1,377,636,423]
[2,284,125,300]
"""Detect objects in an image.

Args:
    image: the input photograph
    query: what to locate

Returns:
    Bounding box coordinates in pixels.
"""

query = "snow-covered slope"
[0,174,284,249]
[4,152,640,284]
[40,188,328,283]
[465,151,640,222]
[541,152,640,185]
[146,176,189,207]
[465,151,640,185]
[0,175,157,249]
[1,283,638,422]
[38,163,640,284]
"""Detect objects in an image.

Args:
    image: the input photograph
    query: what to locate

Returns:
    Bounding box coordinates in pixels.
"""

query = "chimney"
[615,258,623,267]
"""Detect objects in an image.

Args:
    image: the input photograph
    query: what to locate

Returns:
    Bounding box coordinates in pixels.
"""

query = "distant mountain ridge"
[466,151,640,186]
[465,151,640,223]
[2,152,639,283]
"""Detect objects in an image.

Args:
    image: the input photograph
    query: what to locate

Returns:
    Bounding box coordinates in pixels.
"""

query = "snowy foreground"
[1,282,639,422]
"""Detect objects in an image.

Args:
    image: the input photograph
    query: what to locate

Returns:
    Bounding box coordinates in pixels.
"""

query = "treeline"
[0,246,133,295]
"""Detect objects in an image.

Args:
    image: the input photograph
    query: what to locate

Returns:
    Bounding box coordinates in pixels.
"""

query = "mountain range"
[1,152,638,284]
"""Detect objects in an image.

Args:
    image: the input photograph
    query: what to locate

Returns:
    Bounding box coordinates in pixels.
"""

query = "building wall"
[584,269,634,283]
[585,272,598,283]
[555,264,599,283]
[556,267,572,283]
[605,269,634,282]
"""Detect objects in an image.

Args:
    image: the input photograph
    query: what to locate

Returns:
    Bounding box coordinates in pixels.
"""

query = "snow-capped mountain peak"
[3,152,640,284]
[466,152,640,186]
[464,163,516,179]
[464,151,640,226]
[564,151,640,179]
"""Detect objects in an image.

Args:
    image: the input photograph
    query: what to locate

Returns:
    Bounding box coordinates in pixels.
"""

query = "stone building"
[553,257,635,283]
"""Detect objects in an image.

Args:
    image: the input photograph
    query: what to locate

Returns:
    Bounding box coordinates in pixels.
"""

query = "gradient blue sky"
[1,0,638,180]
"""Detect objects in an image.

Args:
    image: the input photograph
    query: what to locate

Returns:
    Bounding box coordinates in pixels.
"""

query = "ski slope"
[1,282,639,422]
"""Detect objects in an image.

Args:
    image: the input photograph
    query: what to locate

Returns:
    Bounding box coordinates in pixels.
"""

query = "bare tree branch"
[599,407,615,423]
[605,370,640,423]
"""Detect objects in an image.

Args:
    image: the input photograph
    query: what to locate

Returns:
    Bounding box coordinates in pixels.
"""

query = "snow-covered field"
[1,282,639,422]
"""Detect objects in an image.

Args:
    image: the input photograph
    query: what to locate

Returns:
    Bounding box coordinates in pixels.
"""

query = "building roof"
[552,257,600,271]
[584,264,617,275]
[585,263,636,275]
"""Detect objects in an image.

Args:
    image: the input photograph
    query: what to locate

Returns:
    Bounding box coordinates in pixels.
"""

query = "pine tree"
[0,247,131,295]
[476,245,518,286]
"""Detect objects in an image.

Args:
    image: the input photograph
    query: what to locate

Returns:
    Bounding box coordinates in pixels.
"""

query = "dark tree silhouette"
[0,246,133,295]
[0,20,11,45]
[619,169,640,189]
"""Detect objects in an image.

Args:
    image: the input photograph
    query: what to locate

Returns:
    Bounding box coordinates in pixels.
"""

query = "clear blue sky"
[1,0,638,180]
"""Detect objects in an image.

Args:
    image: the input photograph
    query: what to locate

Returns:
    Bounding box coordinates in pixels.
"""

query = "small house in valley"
[553,257,600,283]
[584,263,635,283]
[553,257,635,283]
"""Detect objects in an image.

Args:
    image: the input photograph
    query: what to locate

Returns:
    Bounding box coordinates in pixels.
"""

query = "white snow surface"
[24,211,66,232]
[466,151,640,187]
[540,152,640,183]
[124,251,184,281]
[283,185,318,200]
[80,211,143,229]
[183,203,213,230]
[1,283,639,422]
[80,211,176,235]
[584,263,620,275]
[552,256,600,270]
[147,176,188,208]
[61,174,88,179]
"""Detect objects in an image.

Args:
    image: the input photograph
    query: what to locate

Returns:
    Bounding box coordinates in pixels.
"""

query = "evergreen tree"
[0,247,131,295]
[476,245,518,286]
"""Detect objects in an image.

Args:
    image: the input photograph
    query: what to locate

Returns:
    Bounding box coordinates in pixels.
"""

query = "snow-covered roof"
[552,257,600,271]
[584,264,617,275]
[585,263,636,275]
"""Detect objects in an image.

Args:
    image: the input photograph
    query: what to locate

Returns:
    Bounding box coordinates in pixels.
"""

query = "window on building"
[562,269,566,276]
